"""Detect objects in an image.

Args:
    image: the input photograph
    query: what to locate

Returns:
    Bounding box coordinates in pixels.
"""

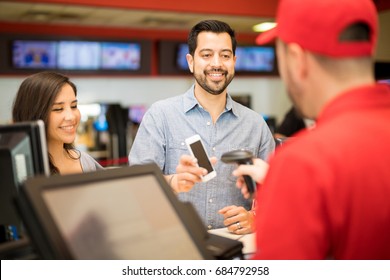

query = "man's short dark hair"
[339,22,371,42]
[187,20,237,56]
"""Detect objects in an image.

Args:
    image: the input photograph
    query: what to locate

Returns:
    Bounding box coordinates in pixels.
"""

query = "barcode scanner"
[221,150,256,196]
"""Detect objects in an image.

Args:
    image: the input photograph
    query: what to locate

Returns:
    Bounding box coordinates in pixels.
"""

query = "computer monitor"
[235,46,275,72]
[57,41,101,70]
[175,43,276,74]
[128,105,147,124]
[101,42,141,70]
[0,120,50,239]
[17,163,213,259]
[12,40,57,69]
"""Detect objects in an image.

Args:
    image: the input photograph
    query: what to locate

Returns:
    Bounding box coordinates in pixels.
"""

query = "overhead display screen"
[175,43,275,73]
[57,41,101,70]
[101,42,141,70]
[12,40,57,69]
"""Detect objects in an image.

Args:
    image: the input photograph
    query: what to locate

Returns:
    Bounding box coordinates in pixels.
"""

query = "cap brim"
[256,27,278,45]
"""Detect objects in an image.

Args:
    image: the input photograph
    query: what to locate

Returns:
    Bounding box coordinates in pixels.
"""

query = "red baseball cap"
[256,0,378,57]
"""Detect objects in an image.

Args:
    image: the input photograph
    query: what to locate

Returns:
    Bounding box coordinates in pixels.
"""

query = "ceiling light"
[252,22,277,32]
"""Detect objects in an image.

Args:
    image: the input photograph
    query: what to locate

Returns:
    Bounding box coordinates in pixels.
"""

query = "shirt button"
[212,147,216,151]
[207,121,211,126]
[208,225,212,229]
[181,142,185,146]
[209,199,213,203]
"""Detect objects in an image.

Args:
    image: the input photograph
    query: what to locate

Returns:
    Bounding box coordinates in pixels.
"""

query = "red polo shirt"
[254,84,390,259]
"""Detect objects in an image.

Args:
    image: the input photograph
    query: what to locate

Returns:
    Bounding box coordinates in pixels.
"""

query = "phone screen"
[189,141,214,173]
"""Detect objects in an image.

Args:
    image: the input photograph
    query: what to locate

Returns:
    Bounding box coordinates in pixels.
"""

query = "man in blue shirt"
[129,20,274,232]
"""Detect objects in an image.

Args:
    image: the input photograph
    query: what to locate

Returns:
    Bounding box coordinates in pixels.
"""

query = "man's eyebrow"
[198,48,233,53]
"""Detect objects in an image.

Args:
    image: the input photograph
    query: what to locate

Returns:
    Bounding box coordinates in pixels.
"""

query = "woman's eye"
[71,105,78,109]
[52,108,63,112]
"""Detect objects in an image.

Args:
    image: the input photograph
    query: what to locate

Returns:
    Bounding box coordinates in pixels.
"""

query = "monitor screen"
[128,105,147,124]
[78,103,109,132]
[12,40,57,69]
[0,120,49,177]
[235,46,275,72]
[231,95,252,109]
[57,41,101,70]
[378,79,390,85]
[175,44,275,73]
[0,120,50,238]
[3,38,151,74]
[18,164,212,259]
[93,104,109,132]
[101,42,141,70]
[176,43,189,71]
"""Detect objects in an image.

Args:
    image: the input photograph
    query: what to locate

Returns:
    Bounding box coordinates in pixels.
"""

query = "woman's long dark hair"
[12,71,79,174]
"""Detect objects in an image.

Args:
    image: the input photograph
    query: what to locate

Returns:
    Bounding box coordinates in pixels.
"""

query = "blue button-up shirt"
[129,85,275,229]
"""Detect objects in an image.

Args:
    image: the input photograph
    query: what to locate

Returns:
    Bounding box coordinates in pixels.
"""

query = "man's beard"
[193,68,234,95]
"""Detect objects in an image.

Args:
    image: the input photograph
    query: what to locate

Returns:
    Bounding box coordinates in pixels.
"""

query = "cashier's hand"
[169,154,217,193]
[232,158,269,199]
[219,205,254,235]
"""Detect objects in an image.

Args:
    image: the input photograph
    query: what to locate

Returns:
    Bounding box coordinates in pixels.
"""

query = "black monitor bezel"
[0,120,50,242]
[18,163,214,260]
[0,120,50,177]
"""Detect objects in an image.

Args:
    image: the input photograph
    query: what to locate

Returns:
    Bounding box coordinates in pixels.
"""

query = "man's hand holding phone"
[168,135,217,193]
[185,134,217,182]
[171,154,217,193]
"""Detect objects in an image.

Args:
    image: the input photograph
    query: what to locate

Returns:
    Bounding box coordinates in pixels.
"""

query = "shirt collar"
[317,83,390,124]
[183,84,239,117]
[183,85,198,113]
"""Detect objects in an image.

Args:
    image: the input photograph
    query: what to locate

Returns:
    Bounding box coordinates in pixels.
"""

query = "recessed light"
[252,22,277,32]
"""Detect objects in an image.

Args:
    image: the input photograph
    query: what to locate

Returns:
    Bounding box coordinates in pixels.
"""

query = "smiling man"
[129,20,275,232]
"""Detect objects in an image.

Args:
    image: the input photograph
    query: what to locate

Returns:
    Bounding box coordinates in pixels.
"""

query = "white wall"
[0,75,291,125]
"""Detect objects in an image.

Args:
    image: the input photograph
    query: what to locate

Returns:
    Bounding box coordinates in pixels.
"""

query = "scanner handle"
[242,160,256,195]
[221,150,256,196]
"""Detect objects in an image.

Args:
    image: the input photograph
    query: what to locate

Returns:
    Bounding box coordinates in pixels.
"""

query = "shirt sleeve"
[258,119,276,162]
[128,104,167,171]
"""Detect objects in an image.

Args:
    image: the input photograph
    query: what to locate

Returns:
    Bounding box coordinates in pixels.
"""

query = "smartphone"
[185,134,217,182]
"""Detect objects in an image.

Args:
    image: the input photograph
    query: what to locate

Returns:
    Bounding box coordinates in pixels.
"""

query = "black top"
[276,107,306,137]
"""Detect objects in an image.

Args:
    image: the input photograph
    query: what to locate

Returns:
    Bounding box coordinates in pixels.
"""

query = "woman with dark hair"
[12,71,103,174]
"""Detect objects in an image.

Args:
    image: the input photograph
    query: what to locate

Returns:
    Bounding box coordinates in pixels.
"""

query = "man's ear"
[186,53,194,73]
[286,43,309,82]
